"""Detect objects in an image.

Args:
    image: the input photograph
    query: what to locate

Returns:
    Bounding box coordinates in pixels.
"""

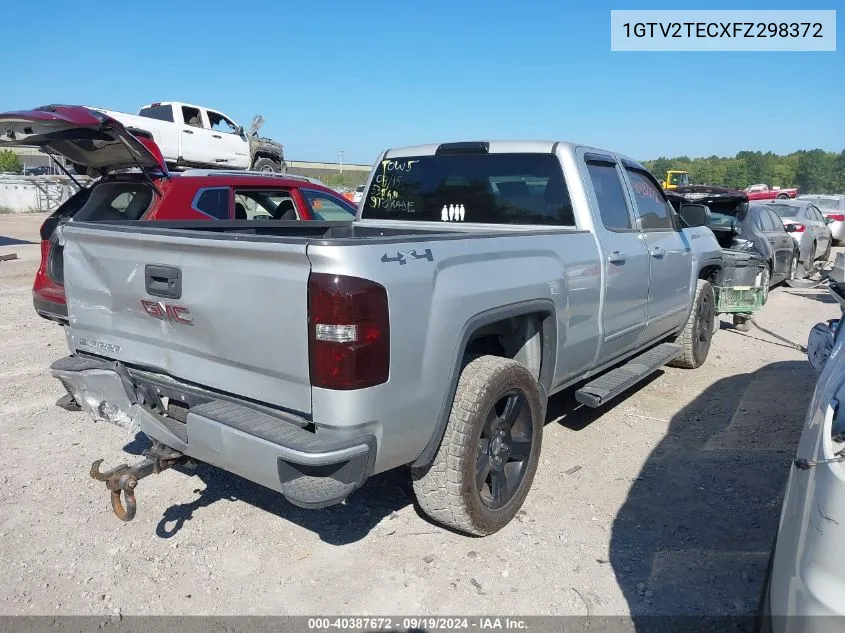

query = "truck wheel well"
[699,265,722,286]
[464,313,545,382]
[253,151,281,164]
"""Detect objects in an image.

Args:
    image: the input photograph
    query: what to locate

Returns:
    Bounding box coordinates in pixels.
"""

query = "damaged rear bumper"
[51,355,376,510]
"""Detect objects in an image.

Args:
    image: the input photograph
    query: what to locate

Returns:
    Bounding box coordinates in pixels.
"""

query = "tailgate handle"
[145,265,182,299]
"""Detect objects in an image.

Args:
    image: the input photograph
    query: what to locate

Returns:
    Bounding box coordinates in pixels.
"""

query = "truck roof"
[382,140,645,170]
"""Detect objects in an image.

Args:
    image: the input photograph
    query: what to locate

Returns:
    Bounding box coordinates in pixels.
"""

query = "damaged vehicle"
[0,105,354,326]
[758,253,845,632]
[27,140,724,535]
[669,186,801,330]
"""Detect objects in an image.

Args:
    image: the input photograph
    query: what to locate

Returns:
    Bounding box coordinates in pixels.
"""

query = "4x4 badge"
[380,248,434,266]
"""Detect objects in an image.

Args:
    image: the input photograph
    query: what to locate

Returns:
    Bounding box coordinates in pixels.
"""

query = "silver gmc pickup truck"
[49,140,723,535]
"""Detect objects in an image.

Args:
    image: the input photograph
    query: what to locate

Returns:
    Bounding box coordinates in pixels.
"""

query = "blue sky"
[0,1,841,164]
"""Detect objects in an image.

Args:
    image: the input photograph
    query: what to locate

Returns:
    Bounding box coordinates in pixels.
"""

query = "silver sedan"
[764,199,834,270]
[798,194,845,244]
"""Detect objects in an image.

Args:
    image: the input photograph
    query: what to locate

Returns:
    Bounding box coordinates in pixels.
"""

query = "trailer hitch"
[90,443,186,522]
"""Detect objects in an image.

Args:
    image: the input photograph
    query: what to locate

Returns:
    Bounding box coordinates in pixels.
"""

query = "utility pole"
[338,150,344,175]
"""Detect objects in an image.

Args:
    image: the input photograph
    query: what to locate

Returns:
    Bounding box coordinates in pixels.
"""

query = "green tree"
[0,150,22,174]
[639,148,843,193]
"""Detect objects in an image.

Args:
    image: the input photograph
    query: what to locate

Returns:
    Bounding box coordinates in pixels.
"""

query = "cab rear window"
[362,153,574,226]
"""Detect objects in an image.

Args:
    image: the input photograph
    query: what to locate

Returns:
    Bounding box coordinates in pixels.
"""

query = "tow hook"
[90,443,187,522]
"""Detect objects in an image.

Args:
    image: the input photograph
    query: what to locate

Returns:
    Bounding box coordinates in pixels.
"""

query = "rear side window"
[233,189,298,220]
[182,106,204,128]
[72,182,155,222]
[138,105,174,123]
[300,190,356,221]
[585,161,632,230]
[625,169,675,230]
[766,210,785,232]
[194,188,230,219]
[362,153,575,226]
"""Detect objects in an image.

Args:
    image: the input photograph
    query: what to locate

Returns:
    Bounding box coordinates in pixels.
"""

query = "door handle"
[650,247,665,259]
[212,134,222,139]
[145,265,182,299]
[607,251,627,265]
[183,129,194,135]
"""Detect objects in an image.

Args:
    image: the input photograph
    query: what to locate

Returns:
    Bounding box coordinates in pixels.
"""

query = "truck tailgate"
[60,224,313,415]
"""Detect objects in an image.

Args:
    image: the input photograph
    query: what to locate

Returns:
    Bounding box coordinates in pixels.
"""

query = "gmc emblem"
[141,299,193,326]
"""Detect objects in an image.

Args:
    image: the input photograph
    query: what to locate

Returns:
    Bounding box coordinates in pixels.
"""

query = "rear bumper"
[51,355,376,509]
[829,221,845,241]
[33,295,68,323]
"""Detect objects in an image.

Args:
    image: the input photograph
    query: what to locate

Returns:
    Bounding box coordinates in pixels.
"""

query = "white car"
[351,184,366,204]
[760,258,845,631]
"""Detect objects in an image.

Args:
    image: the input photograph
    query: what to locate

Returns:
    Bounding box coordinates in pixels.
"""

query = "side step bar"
[575,342,682,408]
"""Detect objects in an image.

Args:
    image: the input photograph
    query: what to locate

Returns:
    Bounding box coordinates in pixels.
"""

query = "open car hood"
[0,105,168,176]
[672,185,748,205]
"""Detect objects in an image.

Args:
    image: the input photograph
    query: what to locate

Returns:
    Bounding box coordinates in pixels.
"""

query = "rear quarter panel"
[307,229,601,473]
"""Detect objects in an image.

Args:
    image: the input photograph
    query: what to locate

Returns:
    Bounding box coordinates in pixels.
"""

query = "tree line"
[642,149,845,194]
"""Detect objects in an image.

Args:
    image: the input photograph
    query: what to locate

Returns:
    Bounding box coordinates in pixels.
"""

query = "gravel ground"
[0,212,839,618]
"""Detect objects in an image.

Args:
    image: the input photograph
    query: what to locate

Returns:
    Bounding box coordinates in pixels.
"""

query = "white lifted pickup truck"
[83,102,285,173]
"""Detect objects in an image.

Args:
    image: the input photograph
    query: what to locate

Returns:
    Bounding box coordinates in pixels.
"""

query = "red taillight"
[308,273,389,390]
[790,223,806,233]
[827,214,845,222]
[33,239,66,306]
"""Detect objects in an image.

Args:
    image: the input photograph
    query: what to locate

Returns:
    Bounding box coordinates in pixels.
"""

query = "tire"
[760,265,771,305]
[252,157,280,173]
[788,255,798,281]
[797,242,816,279]
[412,355,544,536]
[776,193,789,199]
[668,279,715,369]
[733,314,752,332]
[822,239,832,262]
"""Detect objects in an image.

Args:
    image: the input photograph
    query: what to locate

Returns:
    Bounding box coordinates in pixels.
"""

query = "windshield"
[768,204,800,218]
[362,153,574,225]
[668,172,689,187]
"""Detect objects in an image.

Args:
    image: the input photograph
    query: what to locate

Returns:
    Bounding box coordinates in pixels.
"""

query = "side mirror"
[825,216,835,225]
[785,223,796,232]
[807,322,836,370]
[679,203,710,228]
[237,125,246,137]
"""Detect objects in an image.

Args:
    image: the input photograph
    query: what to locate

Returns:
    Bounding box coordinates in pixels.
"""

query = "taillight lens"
[826,214,845,222]
[791,224,806,233]
[308,273,389,390]
[46,237,64,285]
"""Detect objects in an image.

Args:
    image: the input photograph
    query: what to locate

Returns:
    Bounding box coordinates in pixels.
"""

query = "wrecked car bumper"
[51,355,376,510]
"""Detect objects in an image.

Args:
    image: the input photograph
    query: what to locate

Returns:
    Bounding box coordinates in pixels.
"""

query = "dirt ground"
[0,212,839,618]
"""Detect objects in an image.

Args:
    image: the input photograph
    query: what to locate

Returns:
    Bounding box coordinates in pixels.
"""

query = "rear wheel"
[797,242,816,279]
[412,355,544,536]
[776,193,789,199]
[669,279,715,369]
[760,265,771,305]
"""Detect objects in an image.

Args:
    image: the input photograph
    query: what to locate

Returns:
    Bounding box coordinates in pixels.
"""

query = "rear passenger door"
[178,105,212,165]
[581,152,651,363]
[622,164,693,343]
[761,208,793,279]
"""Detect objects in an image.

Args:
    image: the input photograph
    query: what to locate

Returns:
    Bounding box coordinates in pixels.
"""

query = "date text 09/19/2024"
[307,617,528,631]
